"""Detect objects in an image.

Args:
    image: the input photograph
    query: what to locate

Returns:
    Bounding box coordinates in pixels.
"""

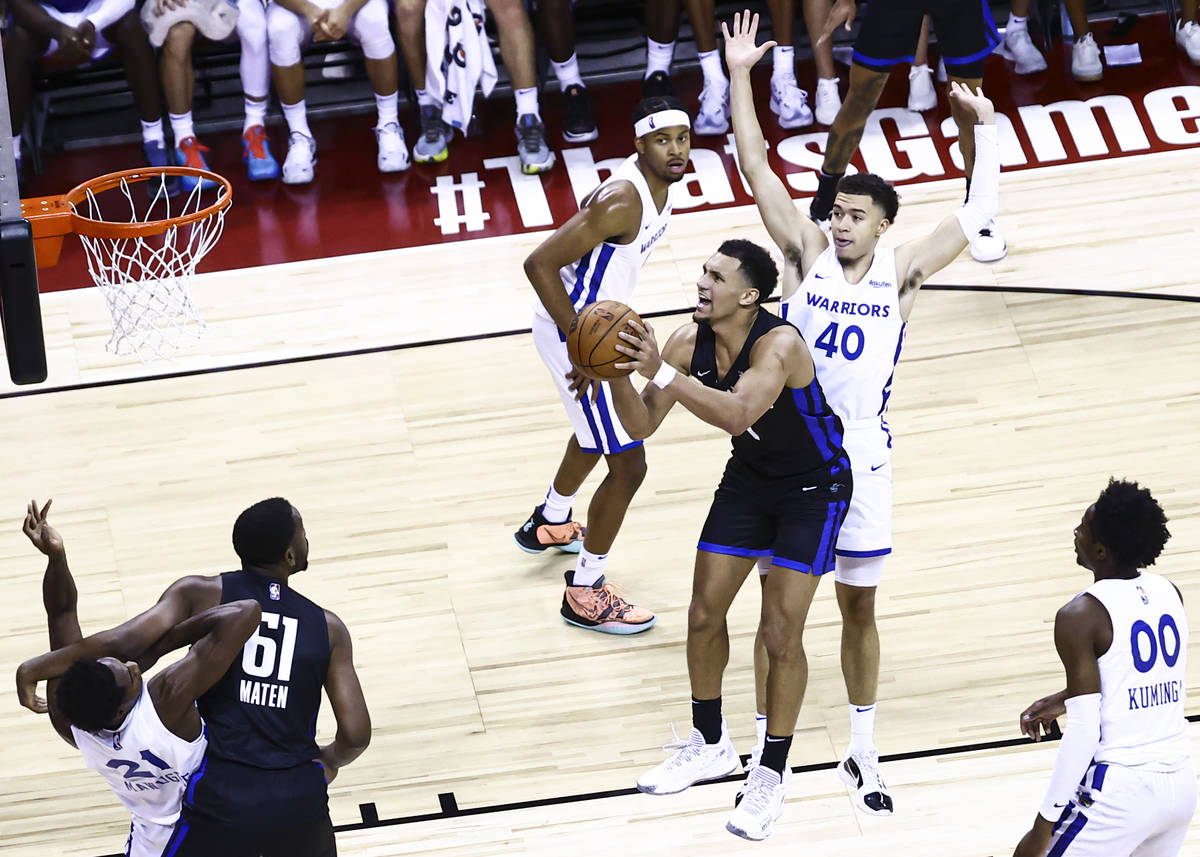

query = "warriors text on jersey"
[197,570,331,769]
[71,682,207,825]
[1086,572,1191,769]
[533,154,672,323]
[783,245,907,429]
[690,308,848,479]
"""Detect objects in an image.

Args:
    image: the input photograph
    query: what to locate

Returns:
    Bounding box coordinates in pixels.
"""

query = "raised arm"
[607,321,697,440]
[895,83,998,318]
[16,574,221,712]
[723,12,827,278]
[148,600,263,731]
[524,182,643,334]
[317,609,371,781]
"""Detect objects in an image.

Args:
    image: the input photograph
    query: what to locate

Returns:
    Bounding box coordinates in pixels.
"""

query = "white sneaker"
[694,82,730,135]
[637,721,739,795]
[1002,24,1048,74]
[1178,20,1200,65]
[906,64,936,112]
[727,766,790,840]
[375,122,410,173]
[281,131,317,185]
[769,78,814,130]
[1071,32,1103,81]
[814,77,841,126]
[838,749,894,815]
[969,218,1007,262]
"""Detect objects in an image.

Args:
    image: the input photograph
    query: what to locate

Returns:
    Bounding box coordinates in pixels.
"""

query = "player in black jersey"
[610,239,851,841]
[16,498,370,857]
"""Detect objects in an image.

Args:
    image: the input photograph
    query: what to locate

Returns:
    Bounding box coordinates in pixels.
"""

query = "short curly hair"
[55,659,125,732]
[1091,478,1171,569]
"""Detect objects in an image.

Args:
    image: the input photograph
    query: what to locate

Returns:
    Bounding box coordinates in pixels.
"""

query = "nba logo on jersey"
[1138,584,1149,604]
[269,582,281,601]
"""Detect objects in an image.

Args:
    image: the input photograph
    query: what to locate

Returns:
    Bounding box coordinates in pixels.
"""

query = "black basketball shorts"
[697,457,851,574]
[852,0,1001,79]
[162,757,336,857]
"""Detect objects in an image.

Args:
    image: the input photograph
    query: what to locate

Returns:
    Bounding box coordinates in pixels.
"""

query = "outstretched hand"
[816,0,856,47]
[721,10,775,73]
[23,499,63,558]
[947,80,995,124]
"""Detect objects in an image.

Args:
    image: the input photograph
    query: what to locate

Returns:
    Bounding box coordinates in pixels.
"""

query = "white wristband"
[650,363,678,390]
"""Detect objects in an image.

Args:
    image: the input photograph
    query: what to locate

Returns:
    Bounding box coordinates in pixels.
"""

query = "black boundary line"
[11,284,1200,403]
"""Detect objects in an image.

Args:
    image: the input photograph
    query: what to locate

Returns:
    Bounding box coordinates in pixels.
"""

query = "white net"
[74,171,229,362]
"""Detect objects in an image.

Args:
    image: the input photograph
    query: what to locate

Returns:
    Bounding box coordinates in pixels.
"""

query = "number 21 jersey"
[198,570,331,769]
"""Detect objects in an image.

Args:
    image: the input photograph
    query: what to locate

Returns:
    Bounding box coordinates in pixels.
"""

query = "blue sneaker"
[174,136,217,192]
[142,140,182,198]
[242,125,280,181]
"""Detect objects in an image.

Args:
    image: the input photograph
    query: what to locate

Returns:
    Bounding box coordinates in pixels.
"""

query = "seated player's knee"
[393,0,423,27]
[354,0,395,60]
[163,21,196,57]
[235,0,267,49]
[5,23,44,65]
[484,0,524,28]
[266,7,303,66]
[108,7,145,40]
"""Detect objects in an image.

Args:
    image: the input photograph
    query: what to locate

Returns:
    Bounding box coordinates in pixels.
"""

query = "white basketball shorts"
[532,316,642,455]
[834,420,894,560]
[126,815,174,857]
[1046,760,1197,857]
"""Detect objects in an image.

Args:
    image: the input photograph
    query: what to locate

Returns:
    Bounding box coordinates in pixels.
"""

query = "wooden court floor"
[0,148,1198,856]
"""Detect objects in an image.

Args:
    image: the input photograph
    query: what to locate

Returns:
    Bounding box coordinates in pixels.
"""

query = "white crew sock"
[645,37,675,76]
[848,703,877,755]
[542,485,575,524]
[571,548,608,587]
[169,111,195,144]
[755,712,768,746]
[415,87,438,107]
[375,90,399,128]
[12,135,22,164]
[515,86,540,119]
[281,100,313,138]
[141,118,166,146]
[771,44,795,82]
[1008,13,1028,29]
[243,97,268,133]
[550,52,584,89]
[697,48,726,88]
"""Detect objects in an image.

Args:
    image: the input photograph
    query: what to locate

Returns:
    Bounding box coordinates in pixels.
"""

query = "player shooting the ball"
[609,239,851,841]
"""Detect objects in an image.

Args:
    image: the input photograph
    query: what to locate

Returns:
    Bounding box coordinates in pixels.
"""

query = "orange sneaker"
[560,571,656,634]
[514,504,585,554]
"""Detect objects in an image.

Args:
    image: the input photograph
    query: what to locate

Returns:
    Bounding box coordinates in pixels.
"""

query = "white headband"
[634,109,691,138]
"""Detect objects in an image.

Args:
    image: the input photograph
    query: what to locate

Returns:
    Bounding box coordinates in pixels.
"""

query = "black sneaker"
[642,70,674,98]
[561,84,599,143]
[513,504,585,554]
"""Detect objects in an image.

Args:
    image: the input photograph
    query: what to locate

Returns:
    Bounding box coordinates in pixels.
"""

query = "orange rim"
[65,166,233,240]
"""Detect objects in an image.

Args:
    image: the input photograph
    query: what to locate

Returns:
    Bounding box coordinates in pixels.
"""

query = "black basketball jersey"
[197,570,331,769]
[690,309,848,479]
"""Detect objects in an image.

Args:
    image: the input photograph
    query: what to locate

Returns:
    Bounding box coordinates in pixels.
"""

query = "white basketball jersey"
[71,682,207,826]
[782,245,907,450]
[1086,573,1191,770]
[534,155,672,323]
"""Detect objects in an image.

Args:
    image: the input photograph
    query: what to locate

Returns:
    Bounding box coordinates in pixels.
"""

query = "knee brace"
[266,4,304,67]
[352,0,395,60]
[833,554,886,588]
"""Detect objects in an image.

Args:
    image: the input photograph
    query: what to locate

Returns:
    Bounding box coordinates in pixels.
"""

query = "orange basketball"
[566,300,645,381]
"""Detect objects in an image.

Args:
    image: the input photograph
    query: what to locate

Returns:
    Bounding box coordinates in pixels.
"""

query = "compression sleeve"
[1038,692,1101,822]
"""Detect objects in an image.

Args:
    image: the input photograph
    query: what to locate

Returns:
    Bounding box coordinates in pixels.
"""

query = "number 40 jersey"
[198,570,332,769]
[782,245,907,436]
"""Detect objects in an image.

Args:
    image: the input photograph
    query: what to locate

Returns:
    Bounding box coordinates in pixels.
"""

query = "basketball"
[566,300,645,381]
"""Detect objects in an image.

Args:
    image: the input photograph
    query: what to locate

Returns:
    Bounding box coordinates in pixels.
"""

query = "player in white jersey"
[16,500,262,857]
[513,96,691,634]
[1014,479,1194,857]
[723,11,1001,813]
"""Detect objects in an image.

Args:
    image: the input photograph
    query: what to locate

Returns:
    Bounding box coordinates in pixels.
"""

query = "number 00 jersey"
[1086,572,1191,770]
[71,682,207,826]
[197,570,331,769]
[782,245,907,430]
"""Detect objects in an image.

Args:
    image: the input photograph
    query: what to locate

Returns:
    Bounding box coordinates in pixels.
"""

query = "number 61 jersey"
[198,570,332,769]
[782,245,907,438]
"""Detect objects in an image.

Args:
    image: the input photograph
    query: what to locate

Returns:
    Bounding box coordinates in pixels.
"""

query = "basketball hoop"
[21,166,232,362]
